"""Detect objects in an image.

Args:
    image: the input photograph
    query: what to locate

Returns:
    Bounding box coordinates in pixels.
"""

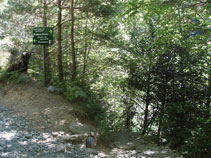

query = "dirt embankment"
[0,81,183,158]
[0,81,95,133]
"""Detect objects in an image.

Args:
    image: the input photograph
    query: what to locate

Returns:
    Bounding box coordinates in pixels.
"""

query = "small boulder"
[47,85,55,93]
[56,144,66,152]
[55,88,64,94]
[69,122,96,134]
[69,134,86,144]
[48,86,64,94]
[62,135,72,142]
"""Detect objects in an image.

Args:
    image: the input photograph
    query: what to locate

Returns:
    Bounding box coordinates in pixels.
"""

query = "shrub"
[64,80,105,119]
[64,81,88,102]
[0,70,30,84]
[181,117,211,158]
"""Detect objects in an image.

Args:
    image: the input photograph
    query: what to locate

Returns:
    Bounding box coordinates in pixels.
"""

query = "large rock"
[69,122,96,134]
[69,134,86,144]
[47,86,64,94]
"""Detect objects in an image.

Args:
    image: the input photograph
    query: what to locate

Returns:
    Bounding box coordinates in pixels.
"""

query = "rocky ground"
[0,104,94,158]
[0,81,183,158]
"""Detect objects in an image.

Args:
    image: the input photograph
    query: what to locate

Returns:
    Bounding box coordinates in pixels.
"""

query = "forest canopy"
[0,0,210,157]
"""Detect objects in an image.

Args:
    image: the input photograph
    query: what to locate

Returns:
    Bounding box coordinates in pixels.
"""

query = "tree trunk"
[142,82,150,135]
[70,0,76,81]
[43,0,51,85]
[125,98,131,129]
[157,103,164,145]
[157,84,166,145]
[142,101,149,135]
[7,52,31,73]
[57,0,64,83]
[157,116,162,144]
[207,66,211,109]
[83,13,88,75]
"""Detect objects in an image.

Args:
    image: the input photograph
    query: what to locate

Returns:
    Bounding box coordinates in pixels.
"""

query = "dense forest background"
[0,0,210,157]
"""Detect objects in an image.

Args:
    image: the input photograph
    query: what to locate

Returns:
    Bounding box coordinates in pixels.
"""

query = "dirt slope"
[0,81,88,133]
[0,80,183,158]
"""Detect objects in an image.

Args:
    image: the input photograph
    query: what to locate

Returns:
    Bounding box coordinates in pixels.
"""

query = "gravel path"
[0,104,94,158]
[0,83,183,158]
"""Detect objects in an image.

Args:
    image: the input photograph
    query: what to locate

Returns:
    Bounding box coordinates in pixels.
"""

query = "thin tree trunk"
[142,74,151,135]
[83,19,96,75]
[142,89,150,135]
[125,97,130,129]
[207,67,211,109]
[83,12,88,75]
[142,100,149,135]
[157,89,166,145]
[157,116,162,144]
[57,0,64,83]
[43,0,51,85]
[70,0,76,81]
[157,83,167,145]
[146,109,158,135]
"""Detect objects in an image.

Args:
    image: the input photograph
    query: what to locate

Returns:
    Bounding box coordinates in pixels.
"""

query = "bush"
[0,70,30,84]
[64,80,105,119]
[64,81,88,102]
[181,117,211,158]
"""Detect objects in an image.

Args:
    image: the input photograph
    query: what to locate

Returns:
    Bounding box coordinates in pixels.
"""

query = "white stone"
[56,144,66,152]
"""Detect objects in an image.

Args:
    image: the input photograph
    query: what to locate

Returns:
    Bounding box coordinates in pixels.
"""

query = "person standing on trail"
[86,132,96,148]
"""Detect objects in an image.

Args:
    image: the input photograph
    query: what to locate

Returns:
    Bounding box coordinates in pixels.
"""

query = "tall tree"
[70,0,76,81]
[57,0,64,83]
[42,0,51,85]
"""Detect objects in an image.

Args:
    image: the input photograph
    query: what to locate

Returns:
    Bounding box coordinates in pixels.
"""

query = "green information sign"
[33,27,54,87]
[33,27,54,45]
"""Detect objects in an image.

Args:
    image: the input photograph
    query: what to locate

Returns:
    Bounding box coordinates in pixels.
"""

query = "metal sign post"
[33,27,54,87]
[43,45,47,87]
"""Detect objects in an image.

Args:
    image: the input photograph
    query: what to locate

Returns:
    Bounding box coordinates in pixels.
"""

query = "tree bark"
[57,0,64,82]
[43,0,51,85]
[157,90,166,145]
[157,103,164,145]
[70,0,77,81]
[142,73,151,135]
[207,66,211,109]
[83,13,88,75]
[7,53,31,73]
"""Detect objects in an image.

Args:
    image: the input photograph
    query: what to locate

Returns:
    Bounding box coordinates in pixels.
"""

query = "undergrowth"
[0,70,30,84]
[64,79,110,133]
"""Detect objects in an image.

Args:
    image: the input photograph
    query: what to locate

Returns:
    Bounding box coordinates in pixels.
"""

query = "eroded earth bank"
[0,81,183,158]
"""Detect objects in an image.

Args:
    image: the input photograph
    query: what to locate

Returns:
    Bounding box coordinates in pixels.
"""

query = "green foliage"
[181,116,211,158]
[64,81,88,102]
[0,71,9,82]
[64,80,106,123]
[1,1,210,158]
[0,70,30,84]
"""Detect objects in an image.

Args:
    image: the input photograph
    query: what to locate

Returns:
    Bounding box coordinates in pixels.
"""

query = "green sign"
[33,27,54,45]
